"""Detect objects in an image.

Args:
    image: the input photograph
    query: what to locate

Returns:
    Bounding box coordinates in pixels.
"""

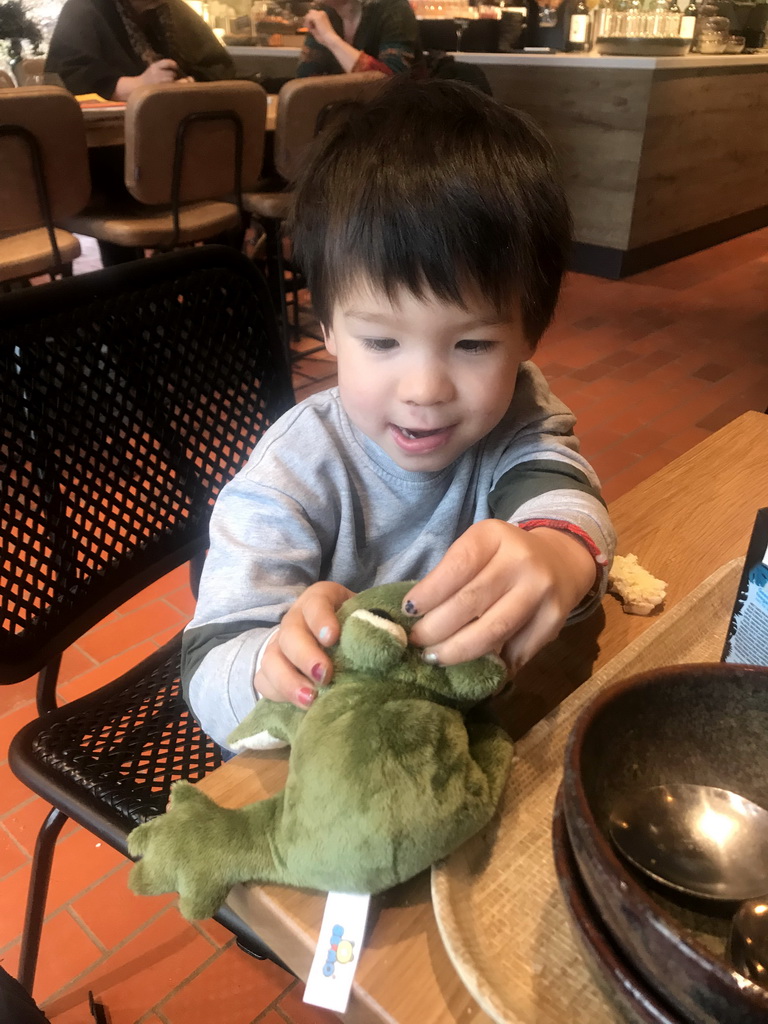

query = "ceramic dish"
[552,789,686,1024]
[563,662,768,1024]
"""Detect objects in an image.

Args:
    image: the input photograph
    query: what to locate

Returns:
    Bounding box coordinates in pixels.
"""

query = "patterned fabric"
[296,0,424,78]
[114,0,163,66]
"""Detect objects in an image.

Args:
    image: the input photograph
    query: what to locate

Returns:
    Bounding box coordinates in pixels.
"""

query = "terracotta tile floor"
[2,231,767,1022]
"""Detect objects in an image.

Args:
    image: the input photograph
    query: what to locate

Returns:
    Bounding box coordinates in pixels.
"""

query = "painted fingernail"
[298,686,317,707]
[311,662,326,684]
[422,650,440,666]
[318,626,333,644]
[403,600,418,616]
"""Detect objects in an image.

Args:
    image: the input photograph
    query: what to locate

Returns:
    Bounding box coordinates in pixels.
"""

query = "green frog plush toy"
[127,581,513,920]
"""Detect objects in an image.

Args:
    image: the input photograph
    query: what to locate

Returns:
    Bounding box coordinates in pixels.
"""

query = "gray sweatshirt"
[182,362,615,749]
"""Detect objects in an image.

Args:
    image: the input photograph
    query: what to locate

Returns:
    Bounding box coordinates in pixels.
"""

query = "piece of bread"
[608,553,667,615]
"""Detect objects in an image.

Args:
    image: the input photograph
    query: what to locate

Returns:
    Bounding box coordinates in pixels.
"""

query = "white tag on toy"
[303,891,371,1014]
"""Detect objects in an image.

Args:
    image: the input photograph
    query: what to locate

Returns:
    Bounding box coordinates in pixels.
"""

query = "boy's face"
[324,281,532,473]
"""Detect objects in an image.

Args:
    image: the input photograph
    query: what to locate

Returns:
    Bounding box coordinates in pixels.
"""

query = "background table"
[197,410,768,1024]
[81,94,277,148]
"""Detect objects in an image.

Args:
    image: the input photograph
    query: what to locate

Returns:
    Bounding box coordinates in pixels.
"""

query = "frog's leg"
[227,700,304,751]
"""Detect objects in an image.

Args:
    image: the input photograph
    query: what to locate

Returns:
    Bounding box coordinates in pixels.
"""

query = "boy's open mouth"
[390,423,455,455]
[398,426,444,439]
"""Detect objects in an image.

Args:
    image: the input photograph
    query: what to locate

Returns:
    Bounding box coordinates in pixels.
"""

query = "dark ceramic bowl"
[562,662,768,1024]
[552,788,686,1024]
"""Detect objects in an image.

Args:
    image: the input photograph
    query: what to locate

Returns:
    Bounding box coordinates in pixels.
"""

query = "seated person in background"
[46,0,236,100]
[46,0,242,266]
[182,78,616,748]
[297,0,423,77]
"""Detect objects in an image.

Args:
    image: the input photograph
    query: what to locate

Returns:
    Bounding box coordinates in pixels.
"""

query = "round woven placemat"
[431,559,741,1024]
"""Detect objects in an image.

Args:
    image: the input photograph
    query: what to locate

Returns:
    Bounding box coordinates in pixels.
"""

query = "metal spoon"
[608,783,768,901]
[729,897,768,986]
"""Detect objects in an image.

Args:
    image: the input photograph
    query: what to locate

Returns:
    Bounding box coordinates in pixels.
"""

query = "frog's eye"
[367,608,394,622]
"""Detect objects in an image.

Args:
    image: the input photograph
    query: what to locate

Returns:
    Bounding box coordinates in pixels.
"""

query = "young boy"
[182,78,615,750]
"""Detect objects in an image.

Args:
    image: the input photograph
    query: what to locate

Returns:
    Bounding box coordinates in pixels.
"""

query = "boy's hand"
[404,520,597,676]
[254,581,355,709]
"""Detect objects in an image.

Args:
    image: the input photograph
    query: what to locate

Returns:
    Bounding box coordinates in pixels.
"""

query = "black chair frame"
[1,246,295,993]
[168,108,245,250]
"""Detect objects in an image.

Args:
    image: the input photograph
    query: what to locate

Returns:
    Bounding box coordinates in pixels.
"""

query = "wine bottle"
[680,0,698,39]
[667,0,681,36]
[566,0,591,49]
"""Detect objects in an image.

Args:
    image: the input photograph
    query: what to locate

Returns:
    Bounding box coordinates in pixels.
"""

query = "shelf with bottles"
[592,0,698,41]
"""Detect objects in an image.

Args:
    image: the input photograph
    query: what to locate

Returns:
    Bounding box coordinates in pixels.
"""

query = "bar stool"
[0,85,90,289]
[62,80,267,254]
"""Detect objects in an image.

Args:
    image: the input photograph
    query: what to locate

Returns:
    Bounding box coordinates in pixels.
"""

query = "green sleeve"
[489,459,606,521]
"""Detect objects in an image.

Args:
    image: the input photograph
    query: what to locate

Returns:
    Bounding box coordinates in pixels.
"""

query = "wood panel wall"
[630,65,768,247]
[481,60,768,254]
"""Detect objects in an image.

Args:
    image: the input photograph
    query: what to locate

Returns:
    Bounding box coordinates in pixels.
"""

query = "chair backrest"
[0,246,294,684]
[273,71,387,183]
[125,79,268,206]
[0,70,16,89]
[15,57,45,85]
[0,86,90,234]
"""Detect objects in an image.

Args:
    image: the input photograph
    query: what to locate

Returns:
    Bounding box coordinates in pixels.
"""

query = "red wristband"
[517,518,609,570]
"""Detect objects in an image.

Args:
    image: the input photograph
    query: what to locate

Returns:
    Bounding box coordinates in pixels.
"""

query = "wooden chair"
[1,245,295,995]
[0,86,90,289]
[243,71,386,360]
[0,69,16,88]
[63,80,267,252]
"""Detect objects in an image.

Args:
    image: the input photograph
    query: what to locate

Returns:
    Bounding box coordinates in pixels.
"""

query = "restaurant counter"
[229,45,768,278]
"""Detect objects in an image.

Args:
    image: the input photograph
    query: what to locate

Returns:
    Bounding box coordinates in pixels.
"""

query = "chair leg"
[17,807,68,994]
[263,220,292,366]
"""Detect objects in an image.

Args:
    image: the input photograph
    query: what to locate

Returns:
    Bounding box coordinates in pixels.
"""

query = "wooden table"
[197,410,768,1024]
[81,93,277,148]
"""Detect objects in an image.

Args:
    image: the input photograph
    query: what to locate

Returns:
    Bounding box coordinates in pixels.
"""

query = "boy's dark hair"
[288,78,572,346]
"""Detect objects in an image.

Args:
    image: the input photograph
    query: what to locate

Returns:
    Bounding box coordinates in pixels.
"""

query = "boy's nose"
[399,363,455,406]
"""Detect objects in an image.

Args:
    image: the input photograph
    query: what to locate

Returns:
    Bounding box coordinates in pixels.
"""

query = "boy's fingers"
[403,526,499,617]
[257,645,317,708]
[500,604,564,674]
[277,615,333,686]
[420,590,535,666]
[299,587,348,647]
[408,566,510,649]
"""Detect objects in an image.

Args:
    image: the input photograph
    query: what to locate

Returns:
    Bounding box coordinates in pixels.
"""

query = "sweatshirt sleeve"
[45,0,139,99]
[181,470,324,749]
[488,363,616,620]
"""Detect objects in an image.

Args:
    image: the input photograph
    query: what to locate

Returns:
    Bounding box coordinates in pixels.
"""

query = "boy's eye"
[456,339,495,353]
[360,337,398,352]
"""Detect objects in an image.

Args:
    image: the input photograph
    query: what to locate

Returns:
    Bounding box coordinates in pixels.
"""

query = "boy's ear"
[323,324,337,357]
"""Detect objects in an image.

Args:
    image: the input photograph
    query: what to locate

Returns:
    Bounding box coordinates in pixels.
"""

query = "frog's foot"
[227,700,304,751]
[128,781,282,919]
[128,782,241,918]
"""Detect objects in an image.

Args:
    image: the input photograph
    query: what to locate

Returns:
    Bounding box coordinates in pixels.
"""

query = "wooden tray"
[431,558,742,1024]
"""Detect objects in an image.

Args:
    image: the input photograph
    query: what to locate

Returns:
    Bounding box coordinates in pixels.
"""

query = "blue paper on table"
[722,507,768,667]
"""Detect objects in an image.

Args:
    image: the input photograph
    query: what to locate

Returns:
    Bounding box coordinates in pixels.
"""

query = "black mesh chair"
[0,245,295,994]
